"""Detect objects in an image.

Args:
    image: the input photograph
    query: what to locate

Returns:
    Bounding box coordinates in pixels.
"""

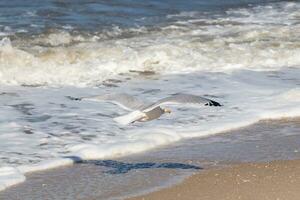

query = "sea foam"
[0,2,299,87]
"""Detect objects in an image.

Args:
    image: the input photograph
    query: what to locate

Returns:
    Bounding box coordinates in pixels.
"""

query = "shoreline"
[0,115,297,193]
[128,159,300,200]
[0,117,299,200]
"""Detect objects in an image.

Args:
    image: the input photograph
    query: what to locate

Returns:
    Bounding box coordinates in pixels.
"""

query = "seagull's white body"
[113,110,146,125]
[67,93,221,125]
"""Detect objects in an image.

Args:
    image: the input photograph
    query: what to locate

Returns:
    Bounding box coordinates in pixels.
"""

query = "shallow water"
[0,0,300,192]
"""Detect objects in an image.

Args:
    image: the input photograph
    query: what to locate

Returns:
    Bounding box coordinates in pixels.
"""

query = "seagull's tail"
[113,110,146,125]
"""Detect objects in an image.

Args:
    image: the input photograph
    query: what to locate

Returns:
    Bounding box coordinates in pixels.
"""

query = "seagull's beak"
[164,108,172,114]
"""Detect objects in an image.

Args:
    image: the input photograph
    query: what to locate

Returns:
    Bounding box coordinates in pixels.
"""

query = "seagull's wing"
[142,93,221,112]
[67,93,147,111]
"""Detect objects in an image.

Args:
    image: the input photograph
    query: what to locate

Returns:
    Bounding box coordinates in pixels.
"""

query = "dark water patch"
[51,121,64,126]
[176,107,190,112]
[10,103,34,116]
[102,132,116,137]
[21,84,46,87]
[96,113,113,118]
[129,70,156,76]
[59,104,67,108]
[231,106,242,111]
[39,143,48,147]
[102,82,119,88]
[63,125,80,131]
[105,78,123,83]
[8,152,24,156]
[47,132,73,138]
[203,94,221,98]
[57,115,83,121]
[80,135,97,141]
[134,87,147,92]
[142,89,161,94]
[101,78,125,88]
[70,130,81,134]
[0,92,19,97]
[267,74,281,78]
[26,114,52,123]
[23,129,34,135]
[282,78,300,83]
[110,112,125,118]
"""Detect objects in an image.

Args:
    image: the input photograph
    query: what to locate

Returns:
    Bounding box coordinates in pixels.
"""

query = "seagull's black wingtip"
[205,100,222,107]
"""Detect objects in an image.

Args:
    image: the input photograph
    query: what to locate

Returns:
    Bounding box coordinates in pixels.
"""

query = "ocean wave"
[0,1,299,87]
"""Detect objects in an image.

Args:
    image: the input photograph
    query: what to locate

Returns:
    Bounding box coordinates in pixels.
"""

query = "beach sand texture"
[129,159,300,200]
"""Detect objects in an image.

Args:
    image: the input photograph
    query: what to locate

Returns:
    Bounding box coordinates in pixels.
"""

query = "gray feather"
[69,93,147,111]
[142,93,221,112]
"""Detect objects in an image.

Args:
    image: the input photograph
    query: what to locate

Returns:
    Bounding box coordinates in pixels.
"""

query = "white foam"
[0,2,299,87]
[0,158,76,191]
[68,129,181,160]
[18,158,74,174]
[0,167,25,191]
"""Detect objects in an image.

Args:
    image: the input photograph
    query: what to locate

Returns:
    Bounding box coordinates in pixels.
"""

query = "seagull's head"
[163,108,172,114]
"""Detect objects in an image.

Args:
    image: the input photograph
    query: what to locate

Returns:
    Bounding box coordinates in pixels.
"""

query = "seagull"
[67,93,222,125]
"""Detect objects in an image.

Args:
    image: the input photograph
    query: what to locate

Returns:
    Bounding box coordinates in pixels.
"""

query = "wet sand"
[0,118,299,200]
[129,159,300,200]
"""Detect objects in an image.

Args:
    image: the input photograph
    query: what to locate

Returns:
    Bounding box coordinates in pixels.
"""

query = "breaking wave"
[0,2,299,87]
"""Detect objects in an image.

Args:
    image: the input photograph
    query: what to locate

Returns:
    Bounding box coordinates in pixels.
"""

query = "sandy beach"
[129,159,300,200]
